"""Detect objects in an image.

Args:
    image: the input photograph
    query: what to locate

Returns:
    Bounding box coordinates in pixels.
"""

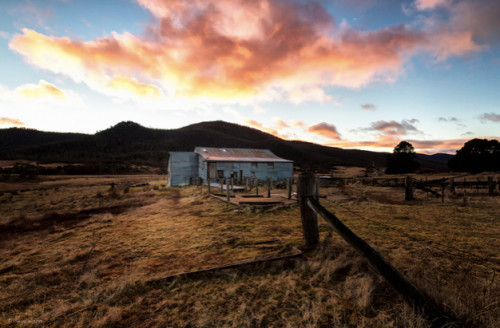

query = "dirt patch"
[0,200,150,236]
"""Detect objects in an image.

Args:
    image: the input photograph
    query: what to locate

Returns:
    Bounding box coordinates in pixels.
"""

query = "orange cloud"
[244,119,280,138]
[308,122,342,140]
[15,80,66,100]
[0,117,25,127]
[240,117,496,154]
[106,76,162,98]
[334,136,471,154]
[8,0,491,103]
[274,119,289,129]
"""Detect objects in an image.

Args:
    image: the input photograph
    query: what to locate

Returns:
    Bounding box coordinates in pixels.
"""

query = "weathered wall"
[201,161,293,182]
[167,152,199,186]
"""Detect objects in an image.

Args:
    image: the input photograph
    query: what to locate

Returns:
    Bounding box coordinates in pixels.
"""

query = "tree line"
[386,139,500,174]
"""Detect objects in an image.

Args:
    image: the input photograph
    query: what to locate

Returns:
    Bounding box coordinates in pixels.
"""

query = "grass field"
[0,171,499,327]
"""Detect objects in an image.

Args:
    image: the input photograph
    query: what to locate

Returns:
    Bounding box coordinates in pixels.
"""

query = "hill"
[0,121,451,173]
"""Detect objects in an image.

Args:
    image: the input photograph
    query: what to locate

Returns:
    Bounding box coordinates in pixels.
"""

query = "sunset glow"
[1,0,499,153]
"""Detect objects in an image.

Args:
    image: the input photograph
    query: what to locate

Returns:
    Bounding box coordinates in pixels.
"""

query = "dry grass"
[0,172,498,327]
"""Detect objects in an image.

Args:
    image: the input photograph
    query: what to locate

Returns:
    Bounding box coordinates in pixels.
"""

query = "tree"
[448,138,500,173]
[385,141,420,174]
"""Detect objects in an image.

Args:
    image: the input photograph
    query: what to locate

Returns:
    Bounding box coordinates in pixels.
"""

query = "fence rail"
[298,172,459,328]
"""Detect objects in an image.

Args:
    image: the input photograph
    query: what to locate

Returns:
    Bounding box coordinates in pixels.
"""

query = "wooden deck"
[211,192,297,207]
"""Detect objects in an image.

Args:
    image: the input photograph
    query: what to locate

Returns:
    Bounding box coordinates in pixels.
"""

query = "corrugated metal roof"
[194,147,293,163]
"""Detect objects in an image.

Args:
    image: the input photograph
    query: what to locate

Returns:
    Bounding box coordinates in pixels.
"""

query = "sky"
[1,0,499,154]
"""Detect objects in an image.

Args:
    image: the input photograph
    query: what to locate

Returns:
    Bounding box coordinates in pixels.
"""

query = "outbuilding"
[167,147,293,187]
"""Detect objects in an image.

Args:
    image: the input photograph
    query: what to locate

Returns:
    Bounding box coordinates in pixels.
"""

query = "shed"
[167,152,199,187]
[167,147,293,186]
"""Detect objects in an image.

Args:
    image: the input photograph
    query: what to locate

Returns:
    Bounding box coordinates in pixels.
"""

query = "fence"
[195,176,294,203]
[320,175,499,202]
[297,172,459,328]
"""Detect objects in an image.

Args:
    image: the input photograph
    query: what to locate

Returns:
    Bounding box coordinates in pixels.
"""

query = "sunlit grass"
[0,173,498,327]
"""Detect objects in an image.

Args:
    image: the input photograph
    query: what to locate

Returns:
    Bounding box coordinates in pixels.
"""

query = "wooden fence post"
[463,185,467,206]
[288,177,292,200]
[298,172,319,249]
[207,179,211,194]
[245,178,249,192]
[255,178,259,196]
[405,176,414,201]
[441,181,445,203]
[488,176,494,195]
[450,178,455,195]
[226,178,230,203]
[267,178,271,198]
[315,176,320,199]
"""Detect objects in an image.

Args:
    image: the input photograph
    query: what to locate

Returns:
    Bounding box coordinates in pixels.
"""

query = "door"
[208,162,217,179]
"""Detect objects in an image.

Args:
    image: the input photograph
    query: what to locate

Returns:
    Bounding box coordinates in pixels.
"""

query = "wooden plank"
[147,247,302,286]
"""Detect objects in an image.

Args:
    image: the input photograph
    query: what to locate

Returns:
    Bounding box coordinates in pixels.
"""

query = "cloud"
[238,116,494,154]
[336,135,470,154]
[243,119,280,138]
[308,122,342,140]
[8,0,494,104]
[0,31,11,39]
[273,119,289,129]
[15,80,66,100]
[361,103,376,110]
[8,2,53,28]
[106,76,162,99]
[9,29,163,101]
[366,119,421,136]
[414,0,451,11]
[290,120,307,128]
[438,116,458,122]
[479,112,500,123]
[0,117,25,127]
[418,0,500,61]
[438,116,466,127]
[447,1,500,44]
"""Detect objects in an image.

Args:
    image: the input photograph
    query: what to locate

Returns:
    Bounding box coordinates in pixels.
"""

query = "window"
[268,163,275,169]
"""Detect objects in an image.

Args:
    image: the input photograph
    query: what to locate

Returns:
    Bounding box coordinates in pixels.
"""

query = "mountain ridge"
[0,121,452,172]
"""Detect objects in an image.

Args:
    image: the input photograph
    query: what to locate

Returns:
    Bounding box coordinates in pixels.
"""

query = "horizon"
[1,119,462,156]
[1,0,499,154]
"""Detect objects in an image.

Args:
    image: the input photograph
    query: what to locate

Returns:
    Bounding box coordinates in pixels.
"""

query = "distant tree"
[385,141,420,174]
[448,138,500,173]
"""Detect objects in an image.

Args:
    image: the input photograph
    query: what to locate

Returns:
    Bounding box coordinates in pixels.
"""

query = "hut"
[167,147,293,187]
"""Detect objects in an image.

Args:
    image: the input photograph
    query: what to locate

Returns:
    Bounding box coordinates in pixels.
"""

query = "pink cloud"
[8,0,493,103]
[415,0,451,11]
[308,122,342,140]
[366,119,421,136]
